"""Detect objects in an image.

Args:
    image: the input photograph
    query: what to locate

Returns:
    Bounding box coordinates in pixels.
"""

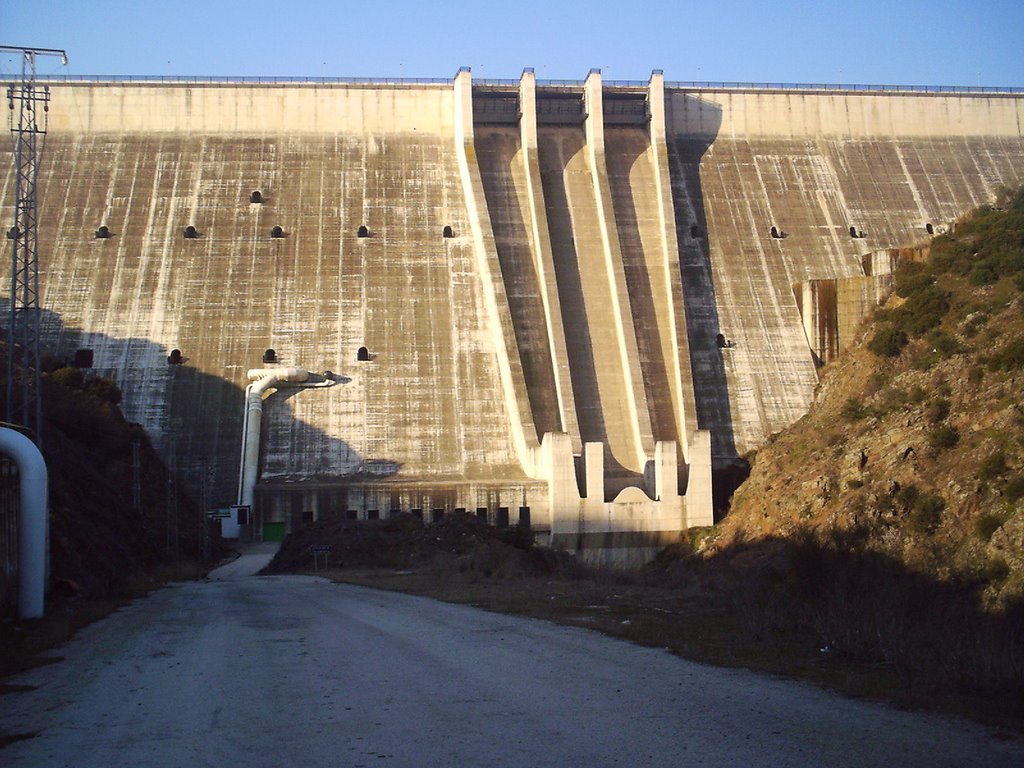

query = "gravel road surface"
[2,545,1022,767]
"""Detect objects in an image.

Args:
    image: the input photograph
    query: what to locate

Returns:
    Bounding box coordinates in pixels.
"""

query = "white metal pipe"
[237,368,310,509]
[0,427,48,619]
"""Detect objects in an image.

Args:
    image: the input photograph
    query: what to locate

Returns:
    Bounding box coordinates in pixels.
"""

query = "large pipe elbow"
[247,367,309,392]
[237,367,314,509]
[0,428,48,619]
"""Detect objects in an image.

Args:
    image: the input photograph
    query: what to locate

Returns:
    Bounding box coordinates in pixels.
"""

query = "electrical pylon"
[3,45,67,445]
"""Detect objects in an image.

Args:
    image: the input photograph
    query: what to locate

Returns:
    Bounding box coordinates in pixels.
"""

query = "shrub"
[928,424,959,452]
[980,556,1010,584]
[910,493,945,534]
[928,330,962,358]
[840,397,867,421]
[892,284,950,335]
[968,366,985,385]
[986,339,1024,371]
[962,313,988,337]
[908,385,928,404]
[924,398,951,423]
[867,325,907,357]
[993,247,1024,276]
[930,236,973,275]
[50,366,84,390]
[974,513,1004,541]
[968,264,998,286]
[979,450,1008,482]
[895,484,920,510]
[911,348,940,372]
[872,386,910,416]
[1004,474,1024,502]
[894,264,936,298]
[84,376,123,405]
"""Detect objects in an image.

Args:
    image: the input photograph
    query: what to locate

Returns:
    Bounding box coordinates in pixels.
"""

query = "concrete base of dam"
[2,70,1022,564]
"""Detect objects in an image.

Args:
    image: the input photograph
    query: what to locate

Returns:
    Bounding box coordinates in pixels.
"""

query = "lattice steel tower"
[3,45,67,444]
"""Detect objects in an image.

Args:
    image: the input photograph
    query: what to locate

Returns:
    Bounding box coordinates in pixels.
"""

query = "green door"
[262,522,286,542]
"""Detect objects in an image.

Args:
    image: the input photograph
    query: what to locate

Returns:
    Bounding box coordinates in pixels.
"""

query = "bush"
[867,325,907,357]
[924,398,951,423]
[928,330,962,358]
[928,424,960,452]
[910,493,945,534]
[974,513,1004,542]
[962,313,988,337]
[908,385,928,404]
[894,264,936,298]
[895,484,920,510]
[892,284,950,335]
[84,376,123,405]
[986,339,1024,371]
[1003,474,1024,502]
[930,236,974,275]
[969,264,999,285]
[840,397,867,421]
[979,450,1008,482]
[980,556,1010,584]
[50,366,84,390]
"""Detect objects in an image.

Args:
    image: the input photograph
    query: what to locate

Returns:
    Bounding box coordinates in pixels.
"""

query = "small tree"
[50,366,84,390]
[868,325,908,357]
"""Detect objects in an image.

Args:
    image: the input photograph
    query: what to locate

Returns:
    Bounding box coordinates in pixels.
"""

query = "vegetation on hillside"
[0,346,208,614]
[691,185,1024,702]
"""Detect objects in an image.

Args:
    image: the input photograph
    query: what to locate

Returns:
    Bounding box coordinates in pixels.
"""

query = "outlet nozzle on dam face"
[236,367,335,512]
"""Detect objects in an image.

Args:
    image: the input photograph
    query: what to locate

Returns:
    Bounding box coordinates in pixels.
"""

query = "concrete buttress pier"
[3,72,1023,563]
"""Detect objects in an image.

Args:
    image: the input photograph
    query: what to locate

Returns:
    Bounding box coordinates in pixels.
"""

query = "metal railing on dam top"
[33,74,1024,94]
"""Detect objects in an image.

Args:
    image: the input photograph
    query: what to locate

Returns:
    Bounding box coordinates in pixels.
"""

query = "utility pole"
[131,437,142,515]
[3,45,67,445]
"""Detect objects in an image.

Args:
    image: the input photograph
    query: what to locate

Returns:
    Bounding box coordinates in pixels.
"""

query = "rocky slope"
[714,186,1024,605]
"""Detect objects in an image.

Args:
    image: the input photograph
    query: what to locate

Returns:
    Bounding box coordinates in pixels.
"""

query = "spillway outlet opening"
[357,225,370,238]
[442,225,454,238]
[73,348,94,368]
[270,225,285,238]
[262,348,277,364]
[356,346,370,362]
[925,222,934,235]
[167,348,184,365]
[183,225,199,239]
[250,190,264,204]
[95,225,111,239]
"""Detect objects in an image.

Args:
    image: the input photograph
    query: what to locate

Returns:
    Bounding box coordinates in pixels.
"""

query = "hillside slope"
[716,186,1024,606]
[1,353,206,613]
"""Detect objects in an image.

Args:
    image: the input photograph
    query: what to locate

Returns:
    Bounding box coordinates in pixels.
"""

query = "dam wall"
[665,88,1024,458]
[2,73,1023,558]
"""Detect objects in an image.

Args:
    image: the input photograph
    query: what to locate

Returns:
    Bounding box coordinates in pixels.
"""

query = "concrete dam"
[3,69,1023,562]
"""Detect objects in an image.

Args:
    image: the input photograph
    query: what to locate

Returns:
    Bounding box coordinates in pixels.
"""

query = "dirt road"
[2,546,1021,767]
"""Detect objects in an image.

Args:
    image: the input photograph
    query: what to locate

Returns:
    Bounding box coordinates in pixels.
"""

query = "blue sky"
[2,0,1022,86]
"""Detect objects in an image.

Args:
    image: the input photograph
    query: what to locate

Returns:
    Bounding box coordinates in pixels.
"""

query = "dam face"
[2,72,1023,561]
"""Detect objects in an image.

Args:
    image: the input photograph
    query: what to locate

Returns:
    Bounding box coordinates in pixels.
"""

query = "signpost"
[311,544,331,571]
